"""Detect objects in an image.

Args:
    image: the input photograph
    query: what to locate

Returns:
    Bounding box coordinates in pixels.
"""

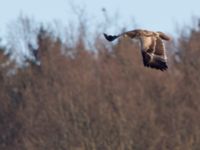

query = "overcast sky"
[1,0,200,37]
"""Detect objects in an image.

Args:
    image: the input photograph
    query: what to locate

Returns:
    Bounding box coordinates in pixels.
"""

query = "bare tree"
[5,14,40,67]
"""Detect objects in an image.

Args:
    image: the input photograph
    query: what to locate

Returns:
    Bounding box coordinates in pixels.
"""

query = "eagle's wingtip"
[103,33,109,41]
[103,33,119,42]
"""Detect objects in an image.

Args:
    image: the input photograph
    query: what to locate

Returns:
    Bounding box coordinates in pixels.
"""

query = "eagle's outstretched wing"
[103,30,138,42]
[141,38,168,71]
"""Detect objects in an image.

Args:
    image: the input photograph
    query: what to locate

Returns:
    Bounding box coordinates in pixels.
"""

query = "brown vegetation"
[0,18,200,150]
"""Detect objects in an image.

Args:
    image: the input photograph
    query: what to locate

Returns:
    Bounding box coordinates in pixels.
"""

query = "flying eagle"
[103,29,171,71]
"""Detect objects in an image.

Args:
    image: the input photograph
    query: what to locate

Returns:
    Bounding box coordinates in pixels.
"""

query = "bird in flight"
[103,29,171,71]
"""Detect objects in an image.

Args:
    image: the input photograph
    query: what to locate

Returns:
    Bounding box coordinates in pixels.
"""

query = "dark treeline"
[0,17,200,150]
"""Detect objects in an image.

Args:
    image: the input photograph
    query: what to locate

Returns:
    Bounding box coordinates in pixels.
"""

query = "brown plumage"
[104,29,171,71]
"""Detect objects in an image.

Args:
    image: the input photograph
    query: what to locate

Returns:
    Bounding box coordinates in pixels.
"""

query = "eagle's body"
[104,29,171,71]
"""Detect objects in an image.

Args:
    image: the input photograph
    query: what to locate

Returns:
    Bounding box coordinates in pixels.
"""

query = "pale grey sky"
[1,0,200,36]
[1,0,200,65]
